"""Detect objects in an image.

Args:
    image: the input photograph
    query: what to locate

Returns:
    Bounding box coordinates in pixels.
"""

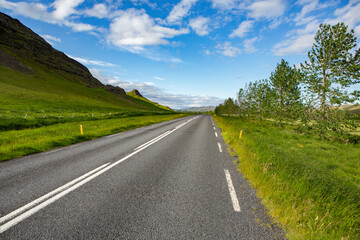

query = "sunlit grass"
[0,114,185,162]
[214,116,360,240]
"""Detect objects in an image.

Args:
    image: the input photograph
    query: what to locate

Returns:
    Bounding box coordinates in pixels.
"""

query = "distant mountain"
[181,106,215,112]
[0,12,171,113]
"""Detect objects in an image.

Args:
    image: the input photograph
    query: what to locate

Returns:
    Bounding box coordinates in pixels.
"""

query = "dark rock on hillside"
[0,12,102,87]
[104,85,126,97]
[0,48,32,73]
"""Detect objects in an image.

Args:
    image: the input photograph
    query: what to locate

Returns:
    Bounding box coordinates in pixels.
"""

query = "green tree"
[301,23,360,135]
[223,97,237,115]
[237,88,246,117]
[251,79,274,120]
[269,59,301,126]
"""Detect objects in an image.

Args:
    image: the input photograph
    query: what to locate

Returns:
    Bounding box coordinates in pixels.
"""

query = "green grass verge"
[214,116,360,240]
[0,114,185,162]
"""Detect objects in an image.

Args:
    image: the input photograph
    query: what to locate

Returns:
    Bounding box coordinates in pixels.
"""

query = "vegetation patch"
[214,116,360,240]
[0,114,185,162]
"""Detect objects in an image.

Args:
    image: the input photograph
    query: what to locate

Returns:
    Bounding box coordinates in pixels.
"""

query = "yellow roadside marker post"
[239,130,243,139]
[80,124,83,136]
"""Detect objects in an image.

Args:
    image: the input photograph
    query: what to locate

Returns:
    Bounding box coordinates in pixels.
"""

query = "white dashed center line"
[224,169,241,212]
[217,142,222,152]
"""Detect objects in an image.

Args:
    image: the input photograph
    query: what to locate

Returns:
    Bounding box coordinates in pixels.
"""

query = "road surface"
[0,115,285,239]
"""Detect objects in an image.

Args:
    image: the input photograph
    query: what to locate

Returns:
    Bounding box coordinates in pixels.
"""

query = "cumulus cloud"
[204,49,212,55]
[107,9,189,52]
[166,0,198,24]
[272,33,314,55]
[84,3,109,18]
[248,0,285,19]
[69,55,117,67]
[216,42,241,57]
[63,20,94,31]
[243,37,258,53]
[210,0,237,10]
[41,34,61,45]
[89,69,223,109]
[0,0,95,32]
[273,0,360,56]
[0,0,52,21]
[51,0,84,20]
[331,0,360,28]
[130,0,157,9]
[153,76,165,81]
[294,0,332,26]
[229,20,254,38]
[189,16,210,36]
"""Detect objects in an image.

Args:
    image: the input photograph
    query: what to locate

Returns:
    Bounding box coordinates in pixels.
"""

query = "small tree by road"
[269,59,301,126]
[301,23,360,135]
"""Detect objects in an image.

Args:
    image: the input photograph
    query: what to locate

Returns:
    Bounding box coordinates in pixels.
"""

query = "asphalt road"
[0,115,285,239]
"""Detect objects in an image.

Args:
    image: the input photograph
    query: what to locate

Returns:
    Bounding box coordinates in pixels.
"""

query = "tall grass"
[214,116,360,240]
[0,114,185,162]
[0,110,175,131]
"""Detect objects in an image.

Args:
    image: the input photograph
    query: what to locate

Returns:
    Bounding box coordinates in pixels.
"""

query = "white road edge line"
[224,169,241,212]
[215,132,218,137]
[0,116,198,233]
[217,142,222,152]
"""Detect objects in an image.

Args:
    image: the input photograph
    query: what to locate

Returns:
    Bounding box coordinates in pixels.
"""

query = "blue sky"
[1,0,360,109]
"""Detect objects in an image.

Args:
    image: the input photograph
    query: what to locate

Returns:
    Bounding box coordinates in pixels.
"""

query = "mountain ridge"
[0,12,170,113]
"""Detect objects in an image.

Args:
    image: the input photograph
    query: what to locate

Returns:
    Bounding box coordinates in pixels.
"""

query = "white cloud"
[170,57,183,63]
[63,20,94,32]
[41,34,61,45]
[210,0,236,10]
[166,0,198,24]
[248,0,285,19]
[153,76,165,80]
[107,9,189,51]
[229,20,254,38]
[0,0,52,21]
[294,0,332,26]
[243,37,258,53]
[51,0,84,20]
[332,0,360,28]
[189,16,210,36]
[204,49,212,55]
[90,68,223,109]
[130,0,157,9]
[69,55,117,67]
[355,25,360,36]
[272,33,314,55]
[85,3,109,18]
[269,18,282,29]
[216,42,241,57]
[0,0,96,32]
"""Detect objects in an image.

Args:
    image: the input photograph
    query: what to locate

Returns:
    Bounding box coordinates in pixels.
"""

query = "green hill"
[0,12,171,115]
[127,89,172,111]
[339,104,360,115]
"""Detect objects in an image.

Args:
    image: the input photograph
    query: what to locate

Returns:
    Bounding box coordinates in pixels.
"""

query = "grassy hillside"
[0,12,184,161]
[0,12,171,115]
[127,90,172,111]
[215,116,360,240]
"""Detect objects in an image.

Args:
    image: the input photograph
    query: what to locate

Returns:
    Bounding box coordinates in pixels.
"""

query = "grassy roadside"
[214,116,360,240]
[0,114,185,162]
